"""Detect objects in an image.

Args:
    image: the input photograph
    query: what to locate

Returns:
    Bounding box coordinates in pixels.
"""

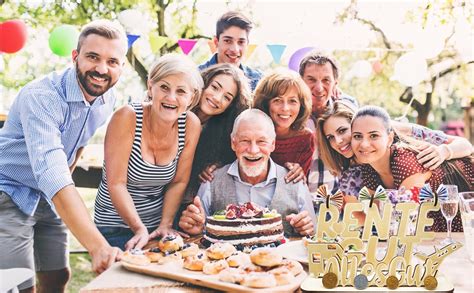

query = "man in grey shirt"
[179,109,316,237]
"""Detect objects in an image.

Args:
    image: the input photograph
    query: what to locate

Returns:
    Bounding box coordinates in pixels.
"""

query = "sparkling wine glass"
[440,185,459,243]
[458,192,474,262]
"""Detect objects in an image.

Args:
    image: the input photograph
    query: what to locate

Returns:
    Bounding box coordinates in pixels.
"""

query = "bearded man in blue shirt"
[0,20,128,292]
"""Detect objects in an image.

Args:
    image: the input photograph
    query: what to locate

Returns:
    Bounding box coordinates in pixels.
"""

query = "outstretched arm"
[53,185,121,274]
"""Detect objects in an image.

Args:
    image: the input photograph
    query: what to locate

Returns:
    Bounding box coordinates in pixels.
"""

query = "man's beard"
[76,64,113,97]
[239,158,267,178]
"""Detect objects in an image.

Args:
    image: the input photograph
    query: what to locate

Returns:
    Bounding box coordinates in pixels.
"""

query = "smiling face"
[268,86,301,134]
[351,115,393,164]
[323,115,353,158]
[231,119,275,183]
[302,63,337,115]
[214,26,248,66]
[199,73,238,117]
[148,73,194,122]
[73,34,126,102]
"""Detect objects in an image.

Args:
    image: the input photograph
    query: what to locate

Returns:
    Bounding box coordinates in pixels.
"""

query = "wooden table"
[80,233,472,293]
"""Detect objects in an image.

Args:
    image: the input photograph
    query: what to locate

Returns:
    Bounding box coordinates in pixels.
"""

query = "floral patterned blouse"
[360,145,473,232]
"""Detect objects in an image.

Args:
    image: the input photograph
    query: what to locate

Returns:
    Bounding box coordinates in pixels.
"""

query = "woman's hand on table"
[125,226,150,250]
[149,225,189,240]
[179,196,205,235]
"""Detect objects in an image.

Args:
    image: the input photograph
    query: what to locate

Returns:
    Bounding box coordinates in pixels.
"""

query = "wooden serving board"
[121,260,307,292]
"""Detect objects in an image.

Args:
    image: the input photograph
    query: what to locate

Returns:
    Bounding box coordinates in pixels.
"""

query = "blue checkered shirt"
[0,67,115,216]
[198,54,262,91]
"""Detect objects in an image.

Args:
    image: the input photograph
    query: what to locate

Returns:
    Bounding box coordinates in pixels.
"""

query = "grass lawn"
[68,187,97,292]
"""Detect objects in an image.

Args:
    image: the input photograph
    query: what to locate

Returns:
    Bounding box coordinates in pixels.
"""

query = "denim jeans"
[97,226,136,250]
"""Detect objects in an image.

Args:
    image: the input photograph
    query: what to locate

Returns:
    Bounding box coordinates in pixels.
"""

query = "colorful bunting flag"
[127,34,140,49]
[207,39,217,54]
[149,33,169,53]
[244,44,257,61]
[267,44,286,64]
[177,39,198,55]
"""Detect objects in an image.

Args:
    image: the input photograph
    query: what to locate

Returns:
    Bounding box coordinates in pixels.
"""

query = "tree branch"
[436,60,474,80]
[126,50,148,86]
[399,87,422,113]
[354,15,392,49]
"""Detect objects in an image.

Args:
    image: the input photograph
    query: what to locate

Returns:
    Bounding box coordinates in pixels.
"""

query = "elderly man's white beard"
[239,158,267,178]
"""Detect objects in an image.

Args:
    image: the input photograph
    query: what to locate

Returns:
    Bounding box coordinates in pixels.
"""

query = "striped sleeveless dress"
[94,103,186,228]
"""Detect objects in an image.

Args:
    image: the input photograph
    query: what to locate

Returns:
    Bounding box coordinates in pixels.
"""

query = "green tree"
[0,0,203,102]
[336,0,473,126]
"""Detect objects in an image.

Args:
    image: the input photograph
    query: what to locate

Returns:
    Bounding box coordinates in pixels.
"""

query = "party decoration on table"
[149,33,169,53]
[243,43,257,61]
[126,34,140,49]
[302,185,462,291]
[267,44,286,64]
[316,184,343,210]
[419,183,447,206]
[436,184,448,201]
[48,25,79,57]
[177,39,197,55]
[410,186,420,203]
[288,46,315,72]
[0,19,28,54]
[359,185,386,208]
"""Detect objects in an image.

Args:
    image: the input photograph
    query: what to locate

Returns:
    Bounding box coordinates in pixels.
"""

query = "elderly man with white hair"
[179,109,316,237]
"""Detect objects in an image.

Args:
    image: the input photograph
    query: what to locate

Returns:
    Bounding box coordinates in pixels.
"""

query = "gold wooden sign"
[307,200,462,289]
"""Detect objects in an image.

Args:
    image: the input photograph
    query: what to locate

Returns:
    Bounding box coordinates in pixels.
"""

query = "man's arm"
[19,90,119,273]
[53,185,120,273]
[69,147,84,173]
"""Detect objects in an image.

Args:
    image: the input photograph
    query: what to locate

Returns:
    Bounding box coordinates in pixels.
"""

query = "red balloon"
[0,19,28,54]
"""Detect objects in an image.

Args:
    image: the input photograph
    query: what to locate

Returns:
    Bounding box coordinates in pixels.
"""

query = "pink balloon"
[372,60,383,74]
[0,19,28,54]
[288,47,316,72]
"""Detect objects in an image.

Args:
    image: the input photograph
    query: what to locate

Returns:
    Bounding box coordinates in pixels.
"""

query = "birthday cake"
[204,202,284,247]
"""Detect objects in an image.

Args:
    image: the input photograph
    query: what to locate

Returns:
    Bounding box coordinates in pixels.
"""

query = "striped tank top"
[94,103,187,228]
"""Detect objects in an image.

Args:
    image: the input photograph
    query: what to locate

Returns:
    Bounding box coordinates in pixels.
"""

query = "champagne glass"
[440,185,459,244]
[458,192,474,262]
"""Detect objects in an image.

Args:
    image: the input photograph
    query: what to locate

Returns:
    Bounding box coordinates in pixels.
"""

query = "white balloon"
[413,28,445,59]
[392,52,428,87]
[0,55,4,72]
[118,9,144,33]
[352,60,372,78]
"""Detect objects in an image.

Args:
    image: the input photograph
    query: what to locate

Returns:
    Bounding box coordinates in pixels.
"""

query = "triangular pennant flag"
[127,34,140,49]
[149,33,169,53]
[207,39,217,54]
[177,39,197,55]
[244,44,257,61]
[267,44,286,64]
